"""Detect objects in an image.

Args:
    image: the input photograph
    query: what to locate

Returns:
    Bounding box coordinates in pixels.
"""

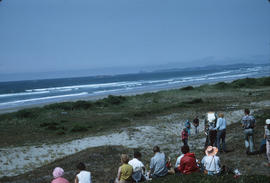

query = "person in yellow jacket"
[115,154,133,183]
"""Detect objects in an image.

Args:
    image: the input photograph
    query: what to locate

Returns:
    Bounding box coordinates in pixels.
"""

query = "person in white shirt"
[215,113,227,152]
[128,151,145,182]
[75,162,92,183]
[201,146,221,175]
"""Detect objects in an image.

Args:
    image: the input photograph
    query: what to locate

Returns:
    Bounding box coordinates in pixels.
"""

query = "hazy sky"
[0,0,270,80]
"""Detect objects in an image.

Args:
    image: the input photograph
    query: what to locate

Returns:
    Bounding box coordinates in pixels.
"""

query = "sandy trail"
[0,110,243,177]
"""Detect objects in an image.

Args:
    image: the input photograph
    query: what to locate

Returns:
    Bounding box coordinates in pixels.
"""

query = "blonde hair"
[121,154,129,164]
[219,113,224,118]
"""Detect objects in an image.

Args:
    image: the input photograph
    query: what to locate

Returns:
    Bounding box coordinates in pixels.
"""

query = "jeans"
[209,130,217,147]
[267,140,270,163]
[244,128,254,152]
[194,126,198,134]
[182,139,188,146]
[217,129,226,152]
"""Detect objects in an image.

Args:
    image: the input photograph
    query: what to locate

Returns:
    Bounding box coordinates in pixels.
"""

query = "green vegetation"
[149,173,270,183]
[0,76,269,146]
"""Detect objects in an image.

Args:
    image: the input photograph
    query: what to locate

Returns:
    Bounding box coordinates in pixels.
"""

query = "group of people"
[51,162,91,183]
[181,112,227,153]
[50,109,270,183]
[113,144,225,183]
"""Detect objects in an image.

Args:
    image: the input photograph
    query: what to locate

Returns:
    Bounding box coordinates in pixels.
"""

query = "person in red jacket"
[181,128,189,146]
[178,145,199,174]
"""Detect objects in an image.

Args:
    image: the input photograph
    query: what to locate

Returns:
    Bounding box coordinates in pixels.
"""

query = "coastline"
[0,76,270,182]
[0,76,253,115]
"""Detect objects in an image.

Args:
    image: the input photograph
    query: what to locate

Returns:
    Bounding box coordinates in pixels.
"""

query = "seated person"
[149,146,173,178]
[51,167,70,183]
[177,145,199,174]
[174,150,184,172]
[116,154,133,183]
[201,146,221,175]
[128,151,145,182]
[75,162,92,183]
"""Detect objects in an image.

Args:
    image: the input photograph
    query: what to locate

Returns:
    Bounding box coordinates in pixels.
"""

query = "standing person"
[241,109,256,155]
[185,120,191,135]
[204,112,217,147]
[264,119,270,167]
[181,128,189,146]
[51,167,70,183]
[75,162,92,183]
[201,146,221,175]
[116,154,133,183]
[193,116,200,134]
[215,113,227,153]
[128,151,145,182]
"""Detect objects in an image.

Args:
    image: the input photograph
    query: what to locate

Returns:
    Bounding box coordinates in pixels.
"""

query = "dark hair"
[134,151,142,159]
[153,146,160,153]
[76,162,86,170]
[181,145,190,154]
[244,109,250,114]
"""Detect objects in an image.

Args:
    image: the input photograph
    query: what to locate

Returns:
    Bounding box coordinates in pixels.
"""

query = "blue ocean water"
[0,63,270,110]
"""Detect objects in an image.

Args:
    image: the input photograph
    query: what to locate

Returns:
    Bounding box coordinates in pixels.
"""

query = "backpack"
[242,115,255,129]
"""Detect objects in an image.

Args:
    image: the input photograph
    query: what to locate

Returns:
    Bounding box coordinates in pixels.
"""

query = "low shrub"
[73,100,93,110]
[184,98,204,104]
[214,82,230,89]
[95,95,126,106]
[15,109,39,119]
[71,124,88,132]
[231,78,258,88]
[181,86,194,90]
[45,102,74,111]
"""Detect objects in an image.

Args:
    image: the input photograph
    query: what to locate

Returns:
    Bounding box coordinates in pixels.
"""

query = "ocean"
[0,63,270,110]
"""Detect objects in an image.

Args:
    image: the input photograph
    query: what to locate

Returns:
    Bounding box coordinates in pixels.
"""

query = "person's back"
[201,146,221,175]
[120,163,133,181]
[241,109,256,154]
[77,171,91,183]
[128,155,145,182]
[75,163,91,183]
[201,155,220,173]
[178,152,198,174]
[150,150,168,177]
[242,115,255,129]
[51,167,70,183]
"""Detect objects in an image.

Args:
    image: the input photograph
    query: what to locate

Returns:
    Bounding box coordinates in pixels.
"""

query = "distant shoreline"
[1,75,270,115]
[0,78,236,114]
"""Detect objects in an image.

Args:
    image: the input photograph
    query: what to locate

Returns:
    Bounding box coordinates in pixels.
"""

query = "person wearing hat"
[201,146,221,175]
[51,167,70,183]
[264,119,270,167]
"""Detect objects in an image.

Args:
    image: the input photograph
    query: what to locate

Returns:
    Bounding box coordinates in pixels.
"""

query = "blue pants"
[216,129,226,152]
[244,128,254,152]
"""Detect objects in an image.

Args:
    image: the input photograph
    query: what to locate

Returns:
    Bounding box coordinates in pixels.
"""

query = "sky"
[0,0,270,81]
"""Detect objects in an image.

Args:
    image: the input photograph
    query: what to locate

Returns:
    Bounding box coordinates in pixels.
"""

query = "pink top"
[51,177,70,183]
